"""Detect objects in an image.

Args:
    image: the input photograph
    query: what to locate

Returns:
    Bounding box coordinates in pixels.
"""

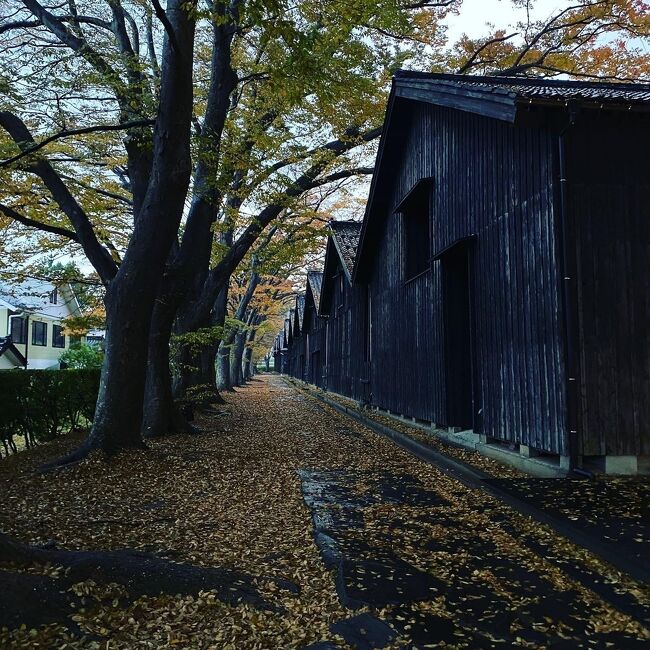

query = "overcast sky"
[444,0,566,41]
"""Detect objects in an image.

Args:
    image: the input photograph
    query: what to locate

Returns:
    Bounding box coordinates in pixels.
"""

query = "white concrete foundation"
[520,445,538,458]
[605,456,640,475]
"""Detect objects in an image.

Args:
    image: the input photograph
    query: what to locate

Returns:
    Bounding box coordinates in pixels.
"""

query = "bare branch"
[59,174,133,206]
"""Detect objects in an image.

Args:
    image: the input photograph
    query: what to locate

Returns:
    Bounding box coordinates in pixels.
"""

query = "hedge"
[0,369,100,444]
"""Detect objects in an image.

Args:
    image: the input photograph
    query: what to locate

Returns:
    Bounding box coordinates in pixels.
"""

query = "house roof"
[0,336,27,367]
[307,271,323,311]
[0,280,82,320]
[330,220,362,282]
[354,72,650,282]
[393,70,650,122]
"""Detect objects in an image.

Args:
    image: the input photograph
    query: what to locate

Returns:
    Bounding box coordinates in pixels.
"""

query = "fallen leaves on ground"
[0,376,648,648]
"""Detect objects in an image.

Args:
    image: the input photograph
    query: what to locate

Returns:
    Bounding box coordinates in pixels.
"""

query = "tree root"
[38,438,148,473]
[38,441,93,474]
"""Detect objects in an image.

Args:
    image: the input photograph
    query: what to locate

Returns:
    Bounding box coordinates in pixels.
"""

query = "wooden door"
[442,244,475,430]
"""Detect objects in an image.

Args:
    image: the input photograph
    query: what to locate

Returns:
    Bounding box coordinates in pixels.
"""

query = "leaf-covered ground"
[0,375,648,648]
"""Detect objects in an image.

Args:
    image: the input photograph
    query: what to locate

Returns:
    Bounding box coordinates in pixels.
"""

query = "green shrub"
[60,343,104,370]
[0,369,100,445]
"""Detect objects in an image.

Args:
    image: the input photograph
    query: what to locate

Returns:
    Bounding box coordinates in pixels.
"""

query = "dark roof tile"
[330,221,362,278]
[307,271,323,309]
[395,70,650,106]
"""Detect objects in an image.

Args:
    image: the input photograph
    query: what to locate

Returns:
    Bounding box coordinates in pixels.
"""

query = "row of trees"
[0,0,648,464]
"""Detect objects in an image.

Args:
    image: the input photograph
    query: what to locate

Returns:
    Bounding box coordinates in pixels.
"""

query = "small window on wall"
[404,213,430,280]
[32,321,47,346]
[49,288,58,304]
[10,317,26,344]
[52,324,65,348]
[396,177,434,282]
[337,274,344,310]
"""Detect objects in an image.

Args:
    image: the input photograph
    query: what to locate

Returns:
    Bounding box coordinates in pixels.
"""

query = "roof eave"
[395,78,518,123]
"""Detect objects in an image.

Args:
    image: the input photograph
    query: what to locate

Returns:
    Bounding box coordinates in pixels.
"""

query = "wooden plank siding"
[365,101,568,454]
[293,274,328,388]
[278,75,650,462]
[323,279,368,402]
[567,112,650,457]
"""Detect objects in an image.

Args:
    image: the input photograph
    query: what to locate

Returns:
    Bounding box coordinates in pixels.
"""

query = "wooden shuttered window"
[396,177,434,282]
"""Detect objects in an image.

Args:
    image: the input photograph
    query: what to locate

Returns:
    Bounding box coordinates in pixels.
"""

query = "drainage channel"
[283,378,650,626]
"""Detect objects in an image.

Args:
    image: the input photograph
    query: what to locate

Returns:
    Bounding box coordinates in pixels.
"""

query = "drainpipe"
[557,104,580,471]
[23,313,29,369]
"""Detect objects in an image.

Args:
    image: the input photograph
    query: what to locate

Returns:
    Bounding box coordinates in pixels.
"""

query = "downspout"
[23,313,29,369]
[557,104,580,471]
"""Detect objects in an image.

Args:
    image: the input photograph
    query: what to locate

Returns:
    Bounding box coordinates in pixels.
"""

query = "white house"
[0,280,85,370]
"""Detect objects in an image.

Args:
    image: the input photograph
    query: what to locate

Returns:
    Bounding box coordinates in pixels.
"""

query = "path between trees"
[0,374,648,648]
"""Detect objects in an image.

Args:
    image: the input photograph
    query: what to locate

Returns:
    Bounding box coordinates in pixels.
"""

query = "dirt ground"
[0,374,648,649]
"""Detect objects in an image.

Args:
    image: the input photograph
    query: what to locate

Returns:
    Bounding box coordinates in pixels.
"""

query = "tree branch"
[20,0,128,103]
[59,174,133,206]
[0,15,111,35]
[247,126,382,193]
[456,32,518,74]
[0,110,119,285]
[0,119,155,168]
[150,0,180,53]
[0,202,79,242]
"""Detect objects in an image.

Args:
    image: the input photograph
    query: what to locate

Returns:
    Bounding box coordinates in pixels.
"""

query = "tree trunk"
[172,282,228,405]
[217,339,233,391]
[53,0,197,462]
[141,297,198,438]
[243,347,253,381]
[231,330,246,387]
[82,284,157,454]
[243,323,258,380]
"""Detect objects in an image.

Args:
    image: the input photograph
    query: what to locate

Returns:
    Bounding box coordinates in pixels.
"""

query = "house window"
[49,288,58,304]
[397,177,433,281]
[32,321,47,346]
[52,324,65,348]
[10,317,27,344]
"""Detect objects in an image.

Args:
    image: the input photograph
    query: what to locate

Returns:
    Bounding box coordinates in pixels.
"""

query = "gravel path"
[0,374,648,648]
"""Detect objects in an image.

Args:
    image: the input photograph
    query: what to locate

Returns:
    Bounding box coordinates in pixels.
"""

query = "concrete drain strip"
[284,378,650,594]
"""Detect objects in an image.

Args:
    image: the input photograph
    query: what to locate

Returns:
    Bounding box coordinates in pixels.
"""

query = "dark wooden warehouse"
[287,296,306,381]
[353,72,650,473]
[302,271,327,388]
[319,221,369,403]
[276,73,649,474]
